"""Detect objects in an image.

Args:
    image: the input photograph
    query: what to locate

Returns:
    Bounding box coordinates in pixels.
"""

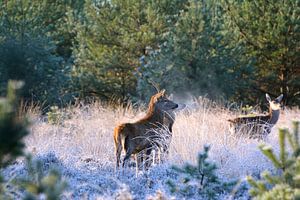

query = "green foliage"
[47,106,65,125]
[72,0,188,100]
[0,81,67,199]
[0,0,74,106]
[220,0,300,106]
[241,105,254,115]
[247,121,300,199]
[0,37,68,106]
[137,0,242,101]
[16,155,67,200]
[0,0,84,59]
[167,145,236,199]
[0,81,29,168]
[0,0,298,107]
[0,80,29,199]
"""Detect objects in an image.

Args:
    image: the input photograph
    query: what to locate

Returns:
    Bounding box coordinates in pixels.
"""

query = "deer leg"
[168,125,172,133]
[122,148,134,168]
[136,152,144,170]
[135,154,139,177]
[115,144,122,170]
[152,149,156,166]
[144,148,153,170]
[161,141,171,164]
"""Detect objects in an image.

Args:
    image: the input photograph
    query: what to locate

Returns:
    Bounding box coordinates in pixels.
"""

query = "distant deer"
[228,94,283,139]
[114,90,178,169]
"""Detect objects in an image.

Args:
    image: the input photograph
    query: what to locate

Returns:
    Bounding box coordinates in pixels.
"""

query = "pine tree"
[220,0,300,106]
[72,0,188,101]
[247,121,300,199]
[137,0,241,101]
[0,0,72,106]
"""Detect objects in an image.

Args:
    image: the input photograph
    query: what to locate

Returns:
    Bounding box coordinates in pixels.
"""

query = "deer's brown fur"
[114,90,178,169]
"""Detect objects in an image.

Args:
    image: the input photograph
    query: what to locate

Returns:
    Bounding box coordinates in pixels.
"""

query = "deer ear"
[168,93,174,100]
[160,89,166,96]
[266,93,271,102]
[276,94,283,102]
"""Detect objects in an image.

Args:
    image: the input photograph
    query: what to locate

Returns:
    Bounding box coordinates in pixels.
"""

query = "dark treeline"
[0,0,299,108]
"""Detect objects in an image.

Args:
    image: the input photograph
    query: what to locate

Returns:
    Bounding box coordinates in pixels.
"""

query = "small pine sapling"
[0,81,68,199]
[0,81,29,198]
[247,121,300,199]
[0,81,29,168]
[167,145,236,199]
[16,155,67,200]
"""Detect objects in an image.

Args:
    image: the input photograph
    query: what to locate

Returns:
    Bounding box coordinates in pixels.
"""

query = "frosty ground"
[3,97,300,199]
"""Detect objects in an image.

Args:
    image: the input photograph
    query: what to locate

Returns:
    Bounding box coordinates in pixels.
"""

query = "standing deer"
[228,94,283,139]
[114,90,178,169]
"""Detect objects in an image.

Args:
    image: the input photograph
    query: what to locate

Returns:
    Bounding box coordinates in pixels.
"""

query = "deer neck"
[268,108,280,125]
[164,110,175,121]
[144,107,164,124]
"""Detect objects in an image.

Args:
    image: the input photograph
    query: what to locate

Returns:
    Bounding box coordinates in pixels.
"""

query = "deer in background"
[114,90,178,169]
[228,94,283,139]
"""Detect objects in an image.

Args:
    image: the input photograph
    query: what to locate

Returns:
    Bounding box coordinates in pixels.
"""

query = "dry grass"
[23,97,300,180]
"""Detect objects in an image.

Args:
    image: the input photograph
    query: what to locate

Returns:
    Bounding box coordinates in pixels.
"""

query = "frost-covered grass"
[3,97,300,199]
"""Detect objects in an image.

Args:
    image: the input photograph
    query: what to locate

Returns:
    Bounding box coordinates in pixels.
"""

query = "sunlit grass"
[23,98,299,175]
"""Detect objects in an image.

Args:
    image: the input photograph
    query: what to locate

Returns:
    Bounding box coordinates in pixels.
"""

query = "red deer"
[114,90,178,169]
[228,94,283,139]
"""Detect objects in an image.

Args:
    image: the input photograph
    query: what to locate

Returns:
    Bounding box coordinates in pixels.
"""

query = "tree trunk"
[279,67,289,106]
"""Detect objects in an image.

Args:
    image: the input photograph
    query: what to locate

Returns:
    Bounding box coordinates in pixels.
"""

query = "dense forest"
[0,0,299,107]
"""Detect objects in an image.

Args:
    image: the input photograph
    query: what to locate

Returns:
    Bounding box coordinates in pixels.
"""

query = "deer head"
[151,90,178,111]
[266,93,283,111]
